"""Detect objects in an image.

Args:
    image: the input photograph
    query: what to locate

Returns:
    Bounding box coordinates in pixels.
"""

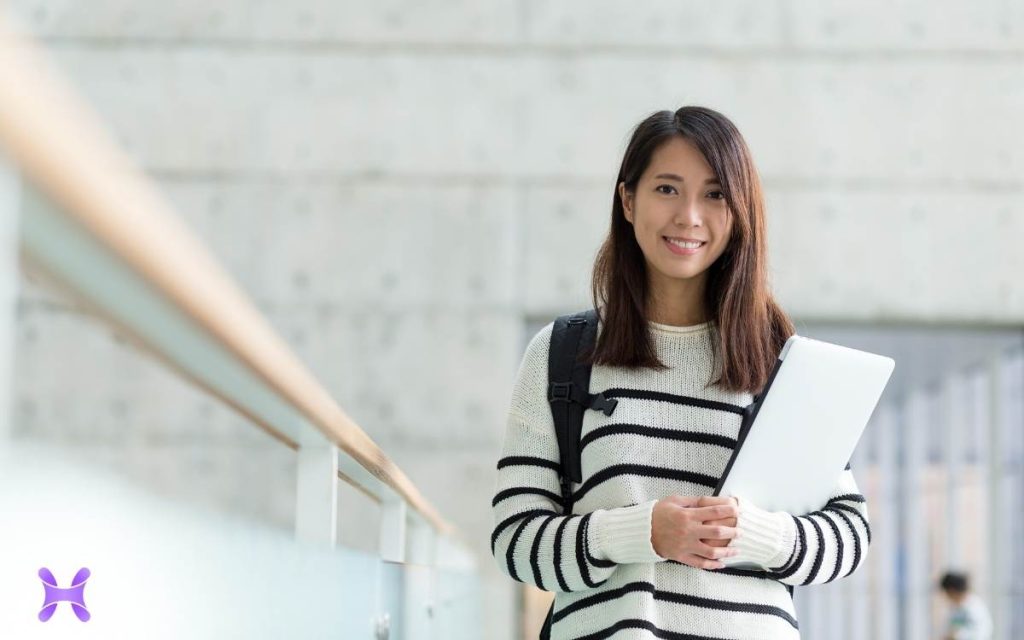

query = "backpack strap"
[547,308,618,513]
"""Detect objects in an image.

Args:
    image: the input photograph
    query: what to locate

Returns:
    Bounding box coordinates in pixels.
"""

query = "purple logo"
[38,567,91,622]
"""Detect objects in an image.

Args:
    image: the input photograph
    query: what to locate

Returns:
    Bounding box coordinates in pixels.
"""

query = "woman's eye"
[708,191,725,200]
[656,185,677,195]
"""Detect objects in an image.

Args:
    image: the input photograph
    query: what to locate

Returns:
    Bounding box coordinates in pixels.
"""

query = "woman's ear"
[619,182,634,223]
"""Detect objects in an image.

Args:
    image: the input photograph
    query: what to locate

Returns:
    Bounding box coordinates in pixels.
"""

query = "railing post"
[0,155,18,450]
[294,436,338,547]
[379,497,407,563]
[404,518,436,640]
[374,498,407,640]
[433,534,455,638]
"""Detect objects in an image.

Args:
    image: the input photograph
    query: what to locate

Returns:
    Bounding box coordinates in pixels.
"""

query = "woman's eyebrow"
[653,173,721,185]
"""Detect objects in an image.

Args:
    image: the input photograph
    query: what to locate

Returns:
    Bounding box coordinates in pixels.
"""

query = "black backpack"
[545,308,619,513]
[539,307,618,639]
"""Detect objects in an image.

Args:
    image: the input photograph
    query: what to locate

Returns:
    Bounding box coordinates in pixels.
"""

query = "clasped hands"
[650,495,741,569]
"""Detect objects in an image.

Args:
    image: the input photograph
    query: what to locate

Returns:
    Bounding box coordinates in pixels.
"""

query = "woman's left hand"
[696,496,738,548]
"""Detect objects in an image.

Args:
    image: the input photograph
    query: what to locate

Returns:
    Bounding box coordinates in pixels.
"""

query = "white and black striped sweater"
[490,318,871,639]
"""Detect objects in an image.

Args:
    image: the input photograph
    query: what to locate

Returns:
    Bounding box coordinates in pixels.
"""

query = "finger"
[669,495,703,508]
[690,504,739,521]
[678,553,725,570]
[695,525,740,540]
[694,543,739,560]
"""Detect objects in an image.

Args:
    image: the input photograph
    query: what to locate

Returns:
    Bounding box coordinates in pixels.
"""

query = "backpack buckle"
[548,381,573,402]
[589,393,618,416]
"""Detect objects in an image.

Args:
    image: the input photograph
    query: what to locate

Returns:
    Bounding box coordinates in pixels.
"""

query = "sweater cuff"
[589,499,667,565]
[729,494,796,570]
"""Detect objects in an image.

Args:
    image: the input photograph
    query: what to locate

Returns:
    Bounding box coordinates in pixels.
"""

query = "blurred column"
[967,367,993,633]
[874,404,899,640]
[1005,353,1024,639]
[942,372,964,568]
[986,355,1007,640]
[845,414,872,640]
[0,155,17,448]
[902,389,929,640]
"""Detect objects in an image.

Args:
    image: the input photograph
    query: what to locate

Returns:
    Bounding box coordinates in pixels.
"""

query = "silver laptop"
[714,334,895,569]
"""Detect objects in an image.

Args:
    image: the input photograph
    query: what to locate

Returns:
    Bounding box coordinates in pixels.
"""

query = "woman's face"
[619,136,734,294]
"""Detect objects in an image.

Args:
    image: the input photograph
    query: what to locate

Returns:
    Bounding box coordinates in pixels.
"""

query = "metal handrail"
[0,13,465,549]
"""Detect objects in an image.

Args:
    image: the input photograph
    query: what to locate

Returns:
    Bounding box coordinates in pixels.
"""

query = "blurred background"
[0,1,1022,639]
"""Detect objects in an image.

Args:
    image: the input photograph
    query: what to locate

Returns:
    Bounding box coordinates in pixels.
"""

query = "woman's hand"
[696,496,739,548]
[651,495,741,569]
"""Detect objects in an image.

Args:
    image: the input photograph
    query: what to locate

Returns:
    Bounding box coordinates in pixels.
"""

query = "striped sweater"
[490,318,871,639]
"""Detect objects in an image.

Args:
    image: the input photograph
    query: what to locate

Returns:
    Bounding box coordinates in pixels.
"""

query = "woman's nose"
[673,200,703,226]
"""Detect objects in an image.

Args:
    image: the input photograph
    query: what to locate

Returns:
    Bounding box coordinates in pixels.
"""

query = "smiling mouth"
[663,237,706,250]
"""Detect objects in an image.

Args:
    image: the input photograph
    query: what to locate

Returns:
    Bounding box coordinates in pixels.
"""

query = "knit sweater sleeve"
[490,323,667,593]
[726,467,872,585]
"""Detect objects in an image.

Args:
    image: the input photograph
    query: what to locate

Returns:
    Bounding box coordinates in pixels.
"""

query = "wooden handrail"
[0,15,456,537]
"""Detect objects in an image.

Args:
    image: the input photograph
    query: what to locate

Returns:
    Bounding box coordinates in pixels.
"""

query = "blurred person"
[490,106,871,639]
[939,570,992,640]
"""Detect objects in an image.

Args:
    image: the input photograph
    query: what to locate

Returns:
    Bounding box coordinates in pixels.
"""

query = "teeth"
[666,238,704,249]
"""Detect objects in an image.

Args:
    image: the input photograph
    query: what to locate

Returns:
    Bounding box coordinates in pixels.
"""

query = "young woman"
[490,106,871,639]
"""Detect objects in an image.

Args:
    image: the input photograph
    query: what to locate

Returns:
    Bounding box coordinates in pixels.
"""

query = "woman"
[491,106,871,639]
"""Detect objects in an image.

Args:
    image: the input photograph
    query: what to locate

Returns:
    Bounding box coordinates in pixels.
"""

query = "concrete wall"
[5,2,1023,639]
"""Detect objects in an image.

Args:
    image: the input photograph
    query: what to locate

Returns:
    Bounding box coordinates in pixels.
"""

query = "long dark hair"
[582,106,794,395]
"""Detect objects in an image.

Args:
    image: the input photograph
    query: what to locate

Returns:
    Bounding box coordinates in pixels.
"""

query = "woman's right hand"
[651,495,741,569]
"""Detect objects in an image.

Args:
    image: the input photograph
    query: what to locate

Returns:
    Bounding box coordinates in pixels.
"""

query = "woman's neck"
[646,281,708,326]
